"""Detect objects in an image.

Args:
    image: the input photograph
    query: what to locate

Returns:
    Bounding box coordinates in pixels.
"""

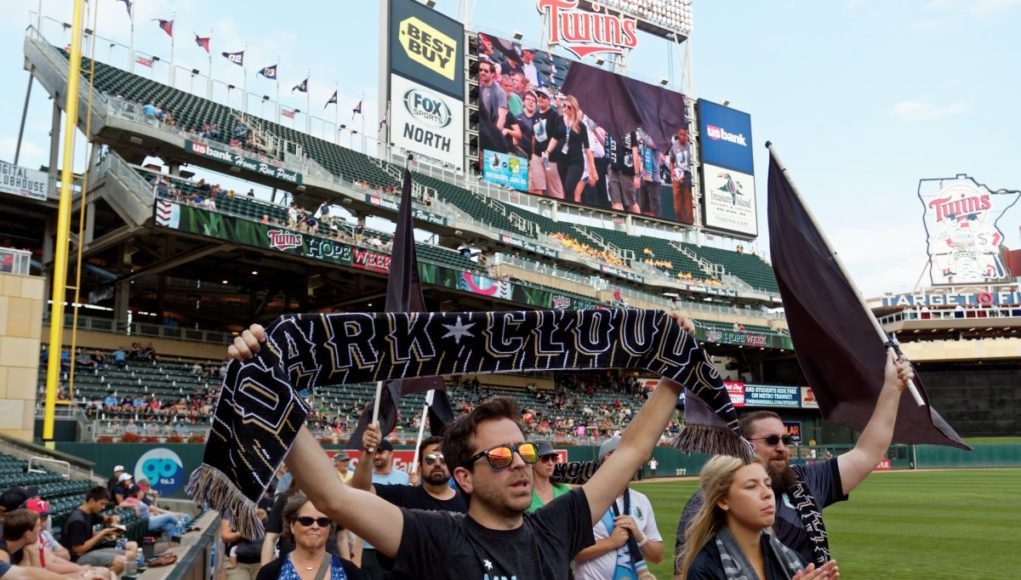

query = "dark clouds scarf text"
[187,309,750,537]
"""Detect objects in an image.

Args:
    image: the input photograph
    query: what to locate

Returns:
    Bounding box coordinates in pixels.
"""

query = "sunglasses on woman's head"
[468,442,539,469]
[751,435,794,447]
[295,516,332,528]
[423,454,446,466]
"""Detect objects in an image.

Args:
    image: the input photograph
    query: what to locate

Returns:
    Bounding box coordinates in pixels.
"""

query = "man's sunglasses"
[468,442,539,469]
[423,454,446,466]
[751,435,794,447]
[295,516,332,528]
[540,455,558,463]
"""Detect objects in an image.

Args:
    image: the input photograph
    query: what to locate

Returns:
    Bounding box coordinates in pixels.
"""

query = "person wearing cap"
[528,86,566,199]
[118,486,192,536]
[333,453,353,484]
[105,467,124,495]
[527,440,570,513]
[60,487,137,575]
[111,473,134,505]
[574,435,663,580]
[0,488,37,517]
[22,499,93,577]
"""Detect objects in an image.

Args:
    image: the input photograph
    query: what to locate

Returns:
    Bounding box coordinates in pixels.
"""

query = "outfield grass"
[964,436,1021,444]
[632,468,1021,579]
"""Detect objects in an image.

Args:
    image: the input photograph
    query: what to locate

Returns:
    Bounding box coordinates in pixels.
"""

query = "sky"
[1,0,1019,299]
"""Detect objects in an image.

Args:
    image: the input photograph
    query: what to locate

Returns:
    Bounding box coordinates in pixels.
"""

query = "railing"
[44,313,236,345]
[28,456,72,480]
[0,247,32,275]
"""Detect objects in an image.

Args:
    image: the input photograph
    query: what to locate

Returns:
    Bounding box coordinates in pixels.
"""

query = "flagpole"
[207,28,213,99]
[306,68,311,133]
[128,5,134,72]
[333,81,338,134]
[368,381,384,452]
[242,41,248,113]
[170,13,176,87]
[765,141,925,407]
[275,57,280,123]
[410,390,434,474]
[360,89,366,153]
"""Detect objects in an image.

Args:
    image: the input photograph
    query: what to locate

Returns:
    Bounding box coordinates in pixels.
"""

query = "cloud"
[829,224,929,297]
[889,99,968,122]
[924,0,1021,16]
[0,137,46,168]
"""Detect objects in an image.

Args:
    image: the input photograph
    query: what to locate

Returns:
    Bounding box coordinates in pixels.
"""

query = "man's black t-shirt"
[558,123,591,166]
[530,108,564,158]
[61,508,103,560]
[376,484,468,514]
[608,131,638,174]
[393,487,594,579]
[0,538,24,565]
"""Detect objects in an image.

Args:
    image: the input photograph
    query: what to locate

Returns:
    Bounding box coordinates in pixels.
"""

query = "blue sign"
[482,149,528,190]
[697,100,754,174]
[133,448,186,497]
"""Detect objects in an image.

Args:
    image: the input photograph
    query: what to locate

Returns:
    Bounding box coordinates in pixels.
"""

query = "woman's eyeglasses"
[295,516,332,528]
[751,435,794,447]
[423,454,446,466]
[468,442,539,469]
[540,455,558,463]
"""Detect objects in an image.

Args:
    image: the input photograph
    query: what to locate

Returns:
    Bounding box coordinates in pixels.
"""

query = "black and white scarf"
[187,309,752,537]
[787,476,830,567]
[715,526,804,580]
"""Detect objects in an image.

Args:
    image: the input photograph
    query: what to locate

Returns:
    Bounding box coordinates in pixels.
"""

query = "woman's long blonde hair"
[677,455,748,579]
[563,95,583,133]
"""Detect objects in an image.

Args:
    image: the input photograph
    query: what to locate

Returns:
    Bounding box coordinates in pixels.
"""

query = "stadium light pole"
[43,0,87,445]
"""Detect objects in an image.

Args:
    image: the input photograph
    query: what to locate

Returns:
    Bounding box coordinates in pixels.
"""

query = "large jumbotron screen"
[473,32,694,226]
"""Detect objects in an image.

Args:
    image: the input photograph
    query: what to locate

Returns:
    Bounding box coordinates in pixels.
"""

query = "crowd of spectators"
[549,232,625,267]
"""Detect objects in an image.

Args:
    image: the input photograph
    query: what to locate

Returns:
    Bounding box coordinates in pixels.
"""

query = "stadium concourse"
[0,7,1019,580]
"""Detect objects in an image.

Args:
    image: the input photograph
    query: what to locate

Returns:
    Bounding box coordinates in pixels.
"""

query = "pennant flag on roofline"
[258,64,277,79]
[292,78,308,93]
[378,110,388,130]
[280,108,295,119]
[766,145,969,449]
[155,19,174,37]
[348,168,454,449]
[118,0,133,18]
[352,100,362,114]
[325,90,337,109]
[195,34,211,53]
[222,50,244,66]
[136,56,153,68]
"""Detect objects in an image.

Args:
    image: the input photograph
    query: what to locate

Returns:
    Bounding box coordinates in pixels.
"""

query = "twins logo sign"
[134,448,186,496]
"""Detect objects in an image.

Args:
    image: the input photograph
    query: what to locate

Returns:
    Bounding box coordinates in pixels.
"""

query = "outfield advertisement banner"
[473,31,693,225]
[0,160,48,201]
[365,192,448,226]
[184,140,302,185]
[153,200,597,313]
[743,384,802,408]
[783,421,803,442]
[918,174,1019,286]
[881,289,1021,307]
[696,100,754,175]
[389,0,464,98]
[701,162,757,237]
[801,387,819,409]
[390,74,464,170]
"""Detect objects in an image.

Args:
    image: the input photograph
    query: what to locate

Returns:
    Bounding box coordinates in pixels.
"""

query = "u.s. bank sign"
[391,74,464,170]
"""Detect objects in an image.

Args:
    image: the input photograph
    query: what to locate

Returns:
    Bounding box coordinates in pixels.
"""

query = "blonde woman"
[678,457,839,580]
[555,95,598,204]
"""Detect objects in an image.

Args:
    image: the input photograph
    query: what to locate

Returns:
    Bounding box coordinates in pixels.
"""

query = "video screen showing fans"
[473,32,693,225]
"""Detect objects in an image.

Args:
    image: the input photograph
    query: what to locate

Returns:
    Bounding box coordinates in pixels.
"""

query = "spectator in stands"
[134,478,158,506]
[60,487,137,575]
[574,435,663,579]
[142,102,157,122]
[111,474,134,505]
[119,486,191,537]
[256,493,362,580]
[287,204,299,229]
[528,440,569,512]
[1,509,44,568]
[105,467,124,493]
[247,189,255,197]
[20,499,106,579]
[260,214,270,225]
[222,510,266,580]
[111,348,127,369]
[333,453,353,484]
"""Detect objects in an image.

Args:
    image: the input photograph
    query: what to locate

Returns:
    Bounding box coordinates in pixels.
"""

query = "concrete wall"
[0,273,45,441]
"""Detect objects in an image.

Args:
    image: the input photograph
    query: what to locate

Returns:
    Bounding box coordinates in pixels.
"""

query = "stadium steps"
[682,244,779,293]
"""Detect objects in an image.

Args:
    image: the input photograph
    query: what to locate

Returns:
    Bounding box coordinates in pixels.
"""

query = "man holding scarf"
[575,435,663,580]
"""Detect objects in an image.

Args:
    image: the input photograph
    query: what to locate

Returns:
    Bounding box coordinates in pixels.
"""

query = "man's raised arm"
[582,312,694,525]
[836,350,914,495]
[229,325,404,556]
[349,423,381,493]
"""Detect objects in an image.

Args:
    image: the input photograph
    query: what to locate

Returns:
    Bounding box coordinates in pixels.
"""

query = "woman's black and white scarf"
[715,526,804,580]
[187,309,752,537]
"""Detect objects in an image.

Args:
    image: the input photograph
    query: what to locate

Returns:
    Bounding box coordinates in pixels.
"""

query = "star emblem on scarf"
[441,316,475,345]
[483,559,493,571]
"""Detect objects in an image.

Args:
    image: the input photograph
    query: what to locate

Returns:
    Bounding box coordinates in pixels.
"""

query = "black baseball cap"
[377,440,394,452]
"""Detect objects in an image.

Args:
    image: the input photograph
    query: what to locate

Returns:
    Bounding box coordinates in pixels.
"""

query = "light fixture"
[222,280,229,284]
[425,0,436,7]
[513,31,523,40]
[251,270,259,275]
[129,136,143,145]
[722,100,731,107]
[659,77,669,86]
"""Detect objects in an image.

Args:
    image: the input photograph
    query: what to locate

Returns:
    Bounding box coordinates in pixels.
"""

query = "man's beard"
[767,461,798,494]
[424,471,449,486]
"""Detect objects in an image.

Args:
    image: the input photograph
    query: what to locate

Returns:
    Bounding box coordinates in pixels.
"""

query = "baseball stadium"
[0,1,1018,578]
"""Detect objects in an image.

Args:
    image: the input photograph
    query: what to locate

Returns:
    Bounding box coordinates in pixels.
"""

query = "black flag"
[766,147,968,449]
[348,168,451,449]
